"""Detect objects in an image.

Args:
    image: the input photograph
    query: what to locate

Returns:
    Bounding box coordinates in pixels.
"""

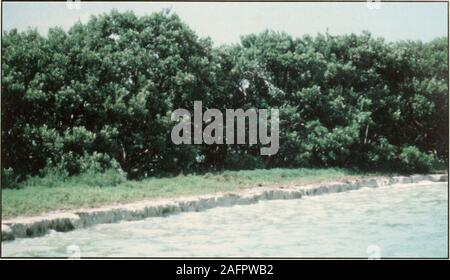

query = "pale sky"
[2,1,448,45]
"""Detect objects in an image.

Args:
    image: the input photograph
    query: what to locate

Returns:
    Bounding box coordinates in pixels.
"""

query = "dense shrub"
[1,10,448,187]
[399,146,434,173]
[224,152,266,170]
[1,167,20,189]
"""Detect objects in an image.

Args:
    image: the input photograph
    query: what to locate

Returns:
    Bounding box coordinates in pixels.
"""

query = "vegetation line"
[2,168,370,219]
[2,10,448,189]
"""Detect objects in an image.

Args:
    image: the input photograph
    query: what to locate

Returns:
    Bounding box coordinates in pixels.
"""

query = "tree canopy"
[2,10,448,187]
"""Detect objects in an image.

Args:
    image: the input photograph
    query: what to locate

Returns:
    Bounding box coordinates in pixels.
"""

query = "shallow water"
[2,181,448,258]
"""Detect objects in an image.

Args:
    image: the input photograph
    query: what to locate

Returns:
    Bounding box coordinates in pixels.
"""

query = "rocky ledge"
[2,174,447,241]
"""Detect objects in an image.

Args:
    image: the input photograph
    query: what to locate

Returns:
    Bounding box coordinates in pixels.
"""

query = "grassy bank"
[2,168,371,219]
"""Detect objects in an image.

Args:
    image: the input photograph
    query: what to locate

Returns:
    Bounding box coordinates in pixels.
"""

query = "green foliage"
[399,146,434,173]
[1,11,448,188]
[1,167,20,189]
[3,167,361,218]
[224,152,266,170]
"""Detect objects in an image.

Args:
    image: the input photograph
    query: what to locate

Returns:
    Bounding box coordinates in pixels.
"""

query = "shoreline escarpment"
[2,174,448,242]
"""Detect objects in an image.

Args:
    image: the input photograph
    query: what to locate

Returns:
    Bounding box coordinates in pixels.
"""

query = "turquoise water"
[2,181,448,258]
